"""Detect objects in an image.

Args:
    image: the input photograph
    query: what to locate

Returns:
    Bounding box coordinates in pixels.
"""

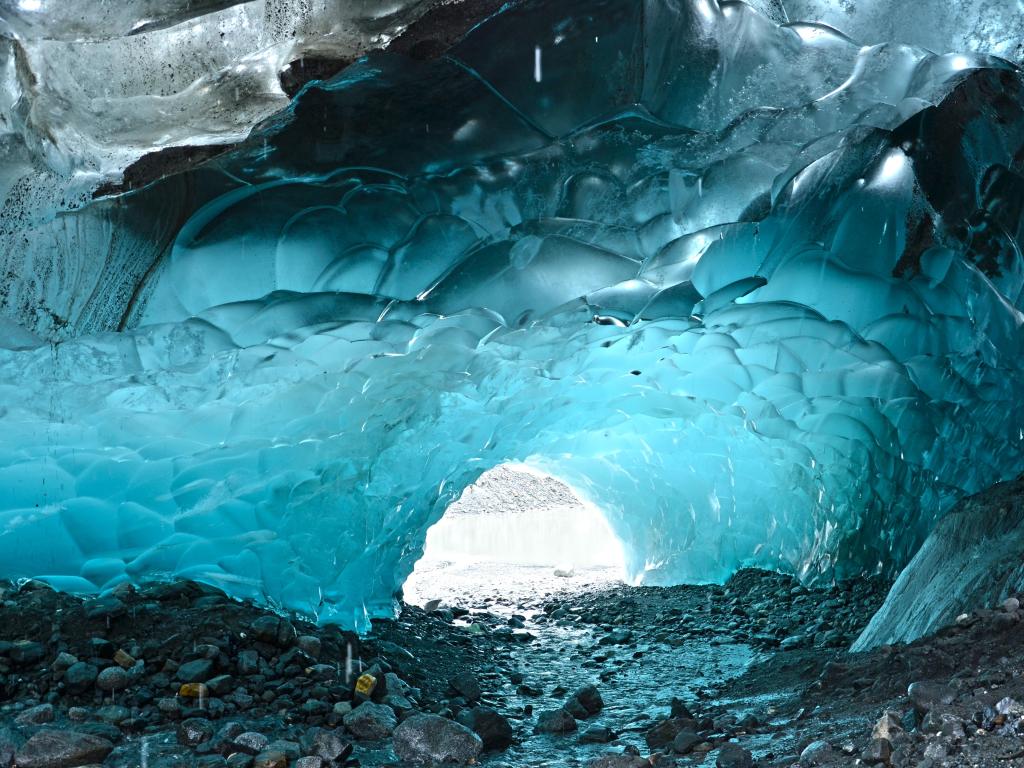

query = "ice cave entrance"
[403,465,626,607]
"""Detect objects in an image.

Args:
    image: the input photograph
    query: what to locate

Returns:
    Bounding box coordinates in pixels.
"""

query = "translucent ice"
[0,0,1023,629]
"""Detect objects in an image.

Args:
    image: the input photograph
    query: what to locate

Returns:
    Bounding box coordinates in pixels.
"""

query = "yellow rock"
[354,673,377,697]
[113,649,135,669]
[179,683,209,699]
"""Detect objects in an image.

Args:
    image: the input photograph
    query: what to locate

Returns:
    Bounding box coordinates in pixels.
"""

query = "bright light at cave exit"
[403,464,626,606]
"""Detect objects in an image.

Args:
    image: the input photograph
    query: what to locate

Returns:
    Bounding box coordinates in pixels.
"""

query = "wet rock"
[449,672,482,702]
[580,725,617,744]
[598,629,632,646]
[645,717,696,749]
[343,701,397,740]
[535,708,577,734]
[673,730,702,755]
[295,759,323,768]
[716,742,754,768]
[569,684,604,717]
[16,730,114,768]
[393,713,483,765]
[456,706,513,751]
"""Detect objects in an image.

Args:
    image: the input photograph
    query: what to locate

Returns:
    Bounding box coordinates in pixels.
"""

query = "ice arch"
[0,0,1023,630]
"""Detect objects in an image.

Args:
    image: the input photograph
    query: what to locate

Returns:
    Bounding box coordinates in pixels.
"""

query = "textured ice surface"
[1,0,1024,628]
[854,476,1024,649]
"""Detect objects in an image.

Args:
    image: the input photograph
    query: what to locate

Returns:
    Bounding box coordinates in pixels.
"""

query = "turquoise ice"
[1,0,1023,630]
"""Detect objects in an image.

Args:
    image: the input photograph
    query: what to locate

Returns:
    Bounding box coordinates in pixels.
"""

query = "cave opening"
[403,464,627,610]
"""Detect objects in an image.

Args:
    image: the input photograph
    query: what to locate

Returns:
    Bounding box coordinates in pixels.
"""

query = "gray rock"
[237,650,260,675]
[535,709,577,734]
[52,652,77,671]
[15,704,54,725]
[449,672,482,702]
[206,674,234,696]
[907,682,955,714]
[393,713,483,765]
[95,666,128,692]
[871,711,904,741]
[296,635,321,658]
[580,725,617,744]
[570,684,604,716]
[10,641,45,666]
[456,706,513,751]
[176,658,215,683]
[95,705,130,725]
[799,740,835,767]
[645,717,696,749]
[178,718,215,747]
[232,732,270,756]
[862,738,892,764]
[343,701,397,740]
[63,662,98,692]
[295,759,323,768]
[565,698,589,719]
[249,616,296,647]
[309,730,352,762]
[266,741,300,760]
[716,742,753,768]
[673,730,702,755]
[16,730,114,768]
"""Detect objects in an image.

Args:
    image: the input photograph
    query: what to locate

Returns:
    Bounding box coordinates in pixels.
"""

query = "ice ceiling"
[1,0,1024,629]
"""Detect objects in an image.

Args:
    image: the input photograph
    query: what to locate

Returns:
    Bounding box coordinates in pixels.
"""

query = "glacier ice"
[853,475,1024,650]
[0,0,1023,629]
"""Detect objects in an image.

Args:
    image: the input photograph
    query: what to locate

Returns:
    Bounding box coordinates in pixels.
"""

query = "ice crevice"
[0,0,1023,633]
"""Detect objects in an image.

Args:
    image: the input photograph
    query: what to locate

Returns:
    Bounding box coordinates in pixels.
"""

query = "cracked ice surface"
[1,0,1024,629]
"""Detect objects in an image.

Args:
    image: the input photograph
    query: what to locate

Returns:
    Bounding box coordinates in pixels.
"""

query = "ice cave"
[3,0,1024,765]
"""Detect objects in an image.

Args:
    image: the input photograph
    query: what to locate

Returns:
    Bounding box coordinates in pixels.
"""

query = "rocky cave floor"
[0,568,1023,768]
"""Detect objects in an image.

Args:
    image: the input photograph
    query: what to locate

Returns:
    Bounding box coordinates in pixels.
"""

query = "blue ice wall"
[1,0,1024,628]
